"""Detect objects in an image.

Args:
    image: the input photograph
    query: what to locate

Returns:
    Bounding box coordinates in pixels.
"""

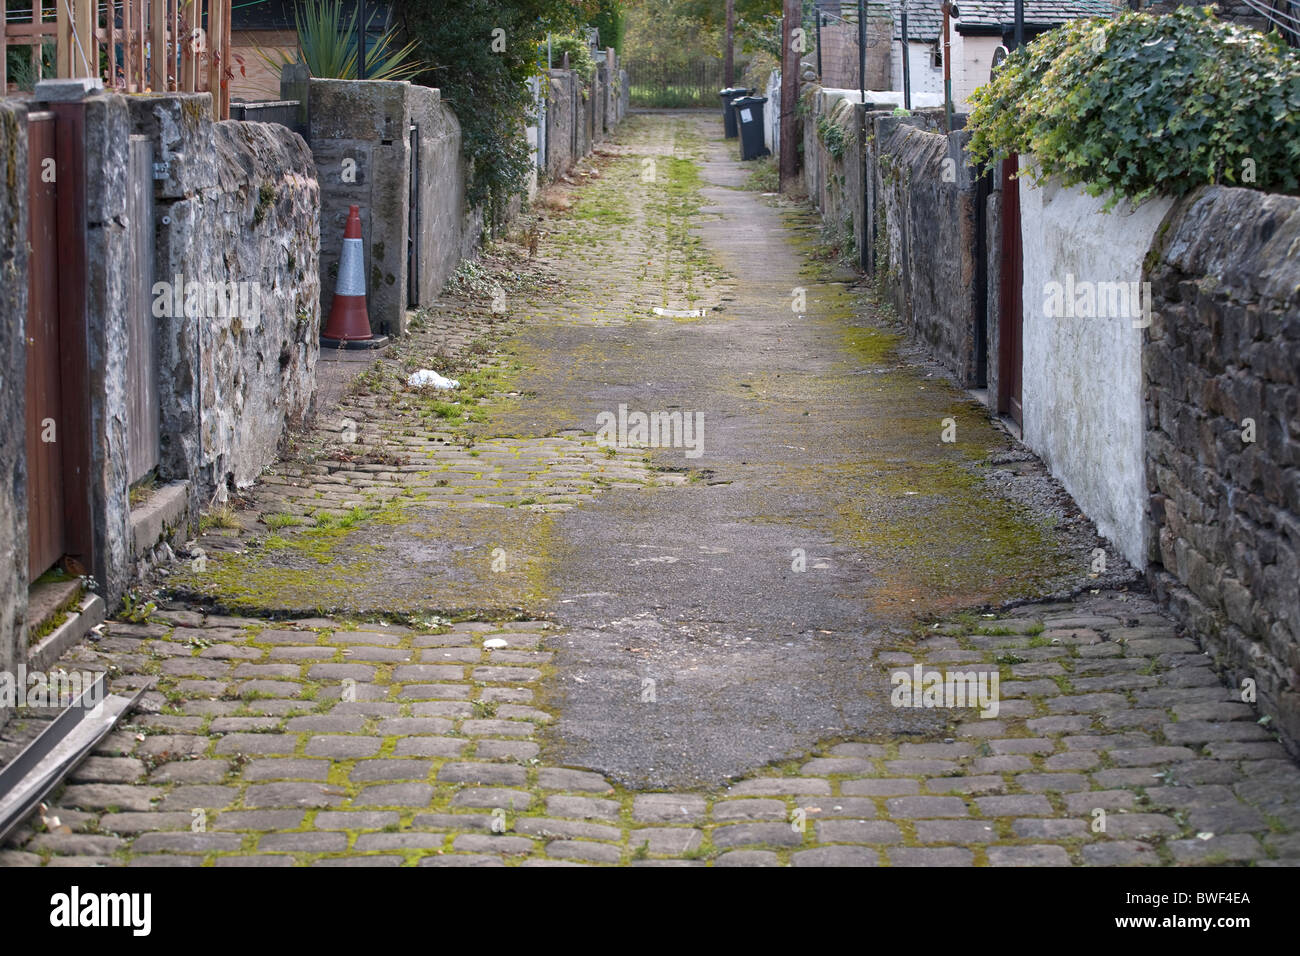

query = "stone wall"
[1144,185,1300,756]
[800,91,981,383]
[546,70,579,179]
[1018,171,1174,570]
[307,79,411,339]
[134,94,320,502]
[872,114,983,387]
[203,121,320,493]
[542,61,625,183]
[409,87,482,304]
[576,70,595,161]
[803,90,856,237]
[302,80,482,334]
[0,101,29,726]
[85,94,133,603]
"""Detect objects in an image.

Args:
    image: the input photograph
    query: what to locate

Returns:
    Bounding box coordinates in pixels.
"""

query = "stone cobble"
[2,588,1298,866]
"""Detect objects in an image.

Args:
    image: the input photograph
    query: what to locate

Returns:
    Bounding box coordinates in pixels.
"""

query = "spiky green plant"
[261,0,421,82]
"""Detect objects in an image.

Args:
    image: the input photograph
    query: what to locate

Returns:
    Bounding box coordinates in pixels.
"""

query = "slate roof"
[818,0,1115,42]
[952,0,1118,30]
[817,0,943,42]
[891,0,947,41]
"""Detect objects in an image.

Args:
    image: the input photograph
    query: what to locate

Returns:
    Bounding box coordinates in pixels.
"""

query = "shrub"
[816,113,848,161]
[966,7,1300,206]
[549,33,597,77]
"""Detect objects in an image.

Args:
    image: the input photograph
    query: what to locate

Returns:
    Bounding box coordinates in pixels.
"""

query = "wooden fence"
[2,0,233,118]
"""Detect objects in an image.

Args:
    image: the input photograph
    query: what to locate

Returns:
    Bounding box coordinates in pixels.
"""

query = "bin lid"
[732,95,767,106]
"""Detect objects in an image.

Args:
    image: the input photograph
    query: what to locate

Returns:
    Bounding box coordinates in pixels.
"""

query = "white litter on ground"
[483,638,508,649]
[407,369,459,389]
[652,307,707,318]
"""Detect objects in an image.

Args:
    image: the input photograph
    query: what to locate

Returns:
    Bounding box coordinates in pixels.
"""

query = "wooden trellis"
[2,0,233,118]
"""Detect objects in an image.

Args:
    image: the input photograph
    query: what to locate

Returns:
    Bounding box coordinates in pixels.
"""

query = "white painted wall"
[1018,168,1174,569]
[765,70,782,155]
[953,34,1001,110]
[889,40,945,100]
[820,86,945,110]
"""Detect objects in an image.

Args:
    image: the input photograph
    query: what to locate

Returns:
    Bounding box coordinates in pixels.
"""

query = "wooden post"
[151,0,167,90]
[180,0,195,92]
[128,0,139,91]
[170,0,178,90]
[137,0,147,91]
[779,0,799,190]
[105,0,115,88]
[72,0,94,79]
[208,0,224,117]
[219,0,230,117]
[56,0,70,76]
[137,0,146,91]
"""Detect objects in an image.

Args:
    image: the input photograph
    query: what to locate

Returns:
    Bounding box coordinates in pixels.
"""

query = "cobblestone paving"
[2,589,1298,866]
[2,113,1298,866]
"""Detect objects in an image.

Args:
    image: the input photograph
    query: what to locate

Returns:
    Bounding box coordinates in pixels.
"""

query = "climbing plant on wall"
[967,7,1300,206]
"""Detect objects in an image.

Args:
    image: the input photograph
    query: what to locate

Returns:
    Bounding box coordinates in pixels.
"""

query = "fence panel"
[2,0,231,116]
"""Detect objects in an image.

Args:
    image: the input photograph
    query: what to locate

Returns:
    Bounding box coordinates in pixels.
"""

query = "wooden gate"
[125,134,159,483]
[998,153,1023,427]
[24,111,65,579]
[25,105,92,580]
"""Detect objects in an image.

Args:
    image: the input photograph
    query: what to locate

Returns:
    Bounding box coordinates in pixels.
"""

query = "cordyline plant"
[262,0,422,82]
[966,7,1300,207]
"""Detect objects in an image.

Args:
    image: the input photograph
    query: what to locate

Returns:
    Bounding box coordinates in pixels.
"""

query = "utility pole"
[779,0,800,189]
[901,1,911,110]
[858,0,866,103]
[942,2,958,131]
[725,0,735,87]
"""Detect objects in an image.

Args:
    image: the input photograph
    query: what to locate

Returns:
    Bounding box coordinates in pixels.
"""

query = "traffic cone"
[321,205,388,349]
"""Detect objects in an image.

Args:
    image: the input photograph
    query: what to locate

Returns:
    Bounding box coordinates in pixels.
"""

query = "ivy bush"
[966,7,1300,206]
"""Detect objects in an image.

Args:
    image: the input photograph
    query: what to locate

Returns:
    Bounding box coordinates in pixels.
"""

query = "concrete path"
[2,112,1297,867]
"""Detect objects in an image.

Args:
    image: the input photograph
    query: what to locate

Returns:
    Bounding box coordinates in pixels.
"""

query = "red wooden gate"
[24,105,92,581]
[24,111,64,579]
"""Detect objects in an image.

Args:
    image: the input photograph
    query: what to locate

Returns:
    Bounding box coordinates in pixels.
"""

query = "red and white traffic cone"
[321,205,388,349]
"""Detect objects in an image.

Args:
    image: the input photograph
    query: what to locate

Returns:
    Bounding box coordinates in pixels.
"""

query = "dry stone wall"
[1145,185,1300,756]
